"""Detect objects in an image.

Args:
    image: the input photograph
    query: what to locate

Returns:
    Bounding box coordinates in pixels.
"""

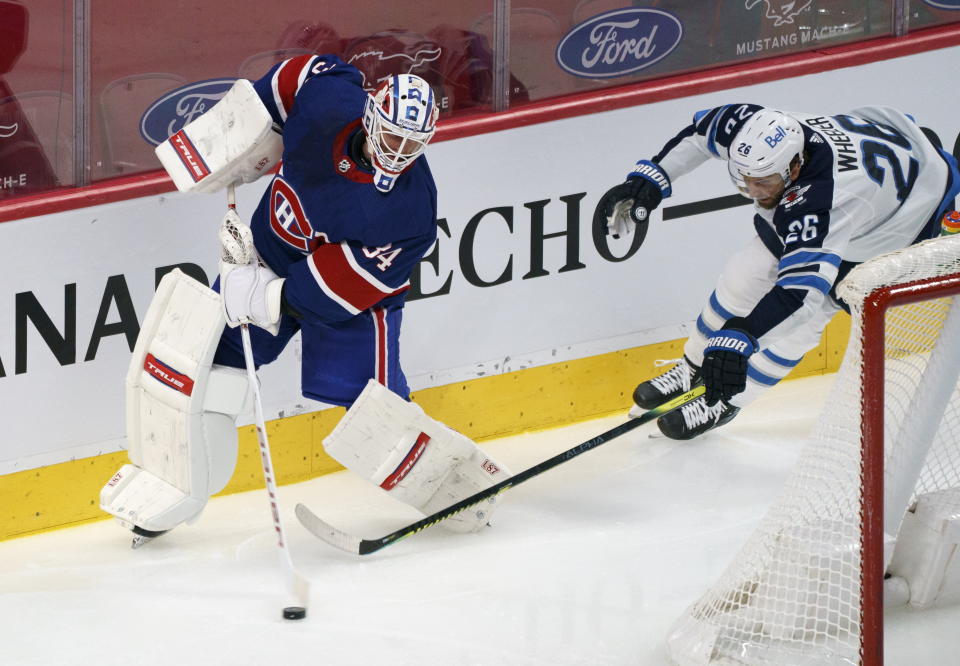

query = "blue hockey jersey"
[247,54,438,323]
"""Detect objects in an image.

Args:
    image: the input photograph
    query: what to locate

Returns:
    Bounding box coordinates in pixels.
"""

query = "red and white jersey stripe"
[266,55,347,123]
[372,307,390,387]
[305,241,409,316]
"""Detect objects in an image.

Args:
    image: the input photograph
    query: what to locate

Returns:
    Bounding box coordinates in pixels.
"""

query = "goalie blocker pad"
[325,380,511,533]
[155,78,283,193]
[100,269,249,533]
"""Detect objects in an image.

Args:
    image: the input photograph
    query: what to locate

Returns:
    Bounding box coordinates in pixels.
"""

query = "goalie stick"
[295,384,706,556]
[225,184,311,614]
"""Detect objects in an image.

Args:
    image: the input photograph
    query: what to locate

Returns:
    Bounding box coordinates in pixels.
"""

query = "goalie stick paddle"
[295,385,706,556]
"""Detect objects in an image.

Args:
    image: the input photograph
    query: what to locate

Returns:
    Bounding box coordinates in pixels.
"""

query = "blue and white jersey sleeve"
[742,182,853,343]
[652,104,764,180]
[283,232,437,323]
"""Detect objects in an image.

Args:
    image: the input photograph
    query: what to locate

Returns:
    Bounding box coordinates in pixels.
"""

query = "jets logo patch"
[782,184,812,209]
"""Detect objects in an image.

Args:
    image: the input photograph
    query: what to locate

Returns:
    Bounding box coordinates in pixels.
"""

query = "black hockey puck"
[283,606,307,620]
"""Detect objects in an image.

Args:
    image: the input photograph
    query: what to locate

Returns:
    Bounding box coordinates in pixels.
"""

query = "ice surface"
[1,375,954,665]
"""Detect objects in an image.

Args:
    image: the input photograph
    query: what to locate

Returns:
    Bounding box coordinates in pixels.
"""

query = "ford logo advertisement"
[555,8,683,79]
[922,0,960,8]
[139,78,237,146]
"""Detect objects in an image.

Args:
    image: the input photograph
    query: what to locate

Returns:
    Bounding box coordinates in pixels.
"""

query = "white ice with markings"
[2,374,957,665]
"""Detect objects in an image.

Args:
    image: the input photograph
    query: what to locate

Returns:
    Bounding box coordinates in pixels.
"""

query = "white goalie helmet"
[362,73,439,193]
[727,108,805,191]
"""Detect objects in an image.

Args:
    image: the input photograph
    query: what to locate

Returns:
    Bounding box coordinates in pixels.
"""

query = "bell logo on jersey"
[269,176,326,254]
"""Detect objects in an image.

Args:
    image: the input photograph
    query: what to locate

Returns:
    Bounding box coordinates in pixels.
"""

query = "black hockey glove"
[593,160,671,239]
[701,319,759,407]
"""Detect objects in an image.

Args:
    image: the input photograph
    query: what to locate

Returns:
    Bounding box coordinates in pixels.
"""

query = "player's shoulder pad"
[302,54,365,89]
[282,64,368,138]
[694,103,764,158]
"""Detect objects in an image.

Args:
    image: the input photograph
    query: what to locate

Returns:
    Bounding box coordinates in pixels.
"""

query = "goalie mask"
[362,73,439,193]
[727,109,805,196]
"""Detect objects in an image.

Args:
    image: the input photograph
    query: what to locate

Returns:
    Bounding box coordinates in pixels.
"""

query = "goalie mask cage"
[666,233,960,666]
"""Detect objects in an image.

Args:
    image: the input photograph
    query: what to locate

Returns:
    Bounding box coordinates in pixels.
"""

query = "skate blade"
[131,534,157,549]
[130,527,169,550]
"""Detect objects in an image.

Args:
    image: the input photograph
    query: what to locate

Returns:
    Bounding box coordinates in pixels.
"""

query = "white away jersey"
[648,103,958,341]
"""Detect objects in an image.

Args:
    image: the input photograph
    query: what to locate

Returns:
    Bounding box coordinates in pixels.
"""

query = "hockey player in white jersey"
[595,104,960,440]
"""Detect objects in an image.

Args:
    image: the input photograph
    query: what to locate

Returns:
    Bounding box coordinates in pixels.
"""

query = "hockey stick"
[295,384,706,556]
[226,184,311,616]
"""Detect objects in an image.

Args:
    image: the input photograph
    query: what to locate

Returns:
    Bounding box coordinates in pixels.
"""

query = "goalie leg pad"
[324,380,511,533]
[887,488,960,609]
[419,447,510,533]
[100,270,249,532]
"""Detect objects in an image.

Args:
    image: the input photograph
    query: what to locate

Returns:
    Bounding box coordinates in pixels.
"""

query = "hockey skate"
[632,356,702,411]
[656,395,739,440]
[130,525,169,550]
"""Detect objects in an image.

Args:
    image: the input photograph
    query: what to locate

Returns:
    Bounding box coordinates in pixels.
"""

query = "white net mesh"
[666,234,960,666]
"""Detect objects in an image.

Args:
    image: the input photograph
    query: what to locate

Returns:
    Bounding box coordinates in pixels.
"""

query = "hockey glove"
[701,320,759,406]
[592,160,671,239]
[222,263,285,336]
[218,209,284,335]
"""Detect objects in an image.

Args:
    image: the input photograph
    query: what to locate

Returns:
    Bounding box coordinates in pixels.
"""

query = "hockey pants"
[683,236,842,408]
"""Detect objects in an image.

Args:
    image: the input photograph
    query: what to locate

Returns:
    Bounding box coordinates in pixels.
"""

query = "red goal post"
[860,267,960,665]
[667,233,960,666]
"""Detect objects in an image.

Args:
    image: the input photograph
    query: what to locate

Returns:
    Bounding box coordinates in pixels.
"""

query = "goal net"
[666,233,960,666]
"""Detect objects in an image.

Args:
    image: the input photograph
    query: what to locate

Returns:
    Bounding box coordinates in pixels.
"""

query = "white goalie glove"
[219,209,285,336]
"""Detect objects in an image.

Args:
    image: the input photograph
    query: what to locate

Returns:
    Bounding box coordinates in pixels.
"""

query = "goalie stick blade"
[286,564,312,607]
[295,503,363,555]
[296,385,705,556]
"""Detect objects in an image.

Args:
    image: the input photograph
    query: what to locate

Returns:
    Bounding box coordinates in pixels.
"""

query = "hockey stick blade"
[296,385,706,556]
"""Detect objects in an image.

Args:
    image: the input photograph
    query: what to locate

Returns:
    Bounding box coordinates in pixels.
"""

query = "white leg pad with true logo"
[324,380,511,533]
[886,488,960,609]
[100,269,249,533]
[154,78,282,193]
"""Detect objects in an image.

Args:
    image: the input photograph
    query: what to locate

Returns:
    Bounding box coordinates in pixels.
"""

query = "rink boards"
[1,38,959,539]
